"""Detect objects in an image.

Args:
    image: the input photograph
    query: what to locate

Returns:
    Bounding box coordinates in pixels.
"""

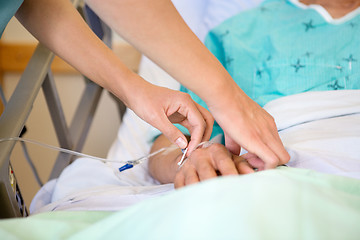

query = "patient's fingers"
[209,144,238,176]
[233,156,255,174]
[174,172,185,188]
[192,144,238,181]
[175,144,239,188]
[183,166,200,186]
[192,151,218,181]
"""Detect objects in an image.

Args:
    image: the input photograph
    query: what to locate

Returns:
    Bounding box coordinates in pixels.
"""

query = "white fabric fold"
[264,90,360,179]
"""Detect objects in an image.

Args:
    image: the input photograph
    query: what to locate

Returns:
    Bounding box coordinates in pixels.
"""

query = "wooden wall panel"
[0,43,76,74]
[0,42,140,74]
[0,41,141,115]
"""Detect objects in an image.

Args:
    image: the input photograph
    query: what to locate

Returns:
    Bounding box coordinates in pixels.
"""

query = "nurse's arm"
[85,0,290,166]
[15,0,213,151]
[16,0,138,103]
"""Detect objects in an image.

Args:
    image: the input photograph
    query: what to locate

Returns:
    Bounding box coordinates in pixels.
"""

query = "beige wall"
[1,18,139,208]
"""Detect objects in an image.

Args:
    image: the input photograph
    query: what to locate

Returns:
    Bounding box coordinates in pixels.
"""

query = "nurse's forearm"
[16,0,141,106]
[85,0,241,106]
[15,0,215,152]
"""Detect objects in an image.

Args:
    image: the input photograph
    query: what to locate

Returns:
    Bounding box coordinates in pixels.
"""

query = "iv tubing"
[0,137,172,165]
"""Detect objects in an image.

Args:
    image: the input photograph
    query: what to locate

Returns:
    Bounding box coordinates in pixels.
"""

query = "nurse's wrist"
[204,78,243,111]
[107,71,149,109]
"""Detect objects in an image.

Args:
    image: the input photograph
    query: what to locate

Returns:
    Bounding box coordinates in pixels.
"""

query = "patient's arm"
[149,135,255,188]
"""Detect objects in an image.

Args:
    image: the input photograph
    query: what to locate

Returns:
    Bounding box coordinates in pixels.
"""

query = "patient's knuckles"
[174,174,184,188]
[189,147,209,160]
[207,143,230,156]
[216,157,236,174]
[189,144,218,157]
[196,162,216,176]
[187,144,232,169]
[185,174,199,186]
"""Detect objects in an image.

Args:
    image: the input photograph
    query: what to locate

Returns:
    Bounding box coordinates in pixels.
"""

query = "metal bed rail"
[0,1,113,218]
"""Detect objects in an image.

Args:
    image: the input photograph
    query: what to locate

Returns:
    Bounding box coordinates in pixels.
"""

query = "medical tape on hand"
[177,147,188,167]
[177,141,214,169]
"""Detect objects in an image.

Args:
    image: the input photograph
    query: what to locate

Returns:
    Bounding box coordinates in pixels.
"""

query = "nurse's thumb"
[174,136,188,150]
[158,122,188,149]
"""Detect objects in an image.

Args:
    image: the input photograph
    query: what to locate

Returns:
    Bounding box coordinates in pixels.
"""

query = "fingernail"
[175,137,187,149]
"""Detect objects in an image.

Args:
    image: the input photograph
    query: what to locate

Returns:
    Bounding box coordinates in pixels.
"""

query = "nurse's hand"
[127,82,214,154]
[208,86,290,169]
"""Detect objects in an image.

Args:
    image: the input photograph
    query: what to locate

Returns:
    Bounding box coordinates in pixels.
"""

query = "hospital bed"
[0,0,359,239]
[0,0,262,218]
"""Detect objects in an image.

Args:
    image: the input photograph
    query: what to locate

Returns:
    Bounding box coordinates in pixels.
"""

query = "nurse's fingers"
[241,152,265,170]
[151,91,212,150]
[268,126,290,165]
[186,103,214,154]
[167,100,213,153]
[248,121,289,169]
[244,134,280,169]
[155,113,189,149]
[207,89,290,170]
[184,168,200,186]
[224,133,241,155]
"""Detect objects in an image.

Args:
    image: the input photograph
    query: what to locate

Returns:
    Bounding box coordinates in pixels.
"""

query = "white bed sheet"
[30,90,360,213]
[265,90,360,179]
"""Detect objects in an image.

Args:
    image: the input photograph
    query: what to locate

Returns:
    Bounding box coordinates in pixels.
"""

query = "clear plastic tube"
[0,137,214,175]
[0,137,177,166]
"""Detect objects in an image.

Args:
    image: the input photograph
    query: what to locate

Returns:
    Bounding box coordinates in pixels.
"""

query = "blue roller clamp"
[119,163,134,172]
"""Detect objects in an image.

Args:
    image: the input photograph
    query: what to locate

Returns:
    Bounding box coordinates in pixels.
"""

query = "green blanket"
[1,167,359,240]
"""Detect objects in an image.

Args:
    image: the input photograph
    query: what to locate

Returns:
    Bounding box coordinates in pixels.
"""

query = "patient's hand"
[149,135,259,188]
[174,143,254,188]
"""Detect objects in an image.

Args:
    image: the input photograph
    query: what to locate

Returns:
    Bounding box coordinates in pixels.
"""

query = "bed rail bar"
[0,1,113,218]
